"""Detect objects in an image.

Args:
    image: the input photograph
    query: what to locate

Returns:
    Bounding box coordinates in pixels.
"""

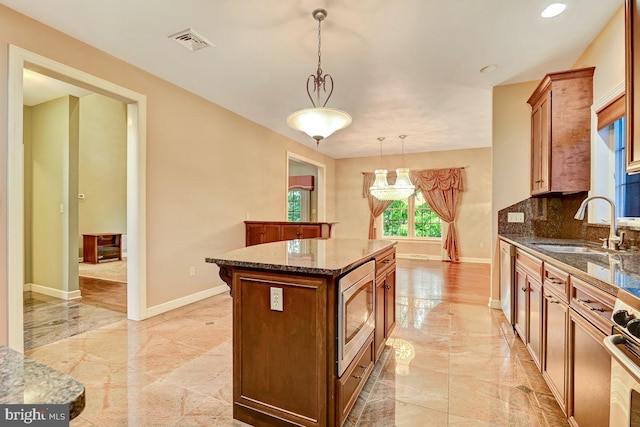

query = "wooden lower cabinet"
[337,336,374,426]
[542,287,568,414]
[514,265,542,370]
[245,223,281,246]
[568,308,611,427]
[374,250,397,361]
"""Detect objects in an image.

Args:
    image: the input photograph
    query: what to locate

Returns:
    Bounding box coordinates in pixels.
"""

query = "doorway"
[7,46,148,352]
[286,152,326,222]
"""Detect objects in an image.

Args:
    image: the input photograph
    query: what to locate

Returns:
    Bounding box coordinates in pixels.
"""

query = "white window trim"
[380,192,442,240]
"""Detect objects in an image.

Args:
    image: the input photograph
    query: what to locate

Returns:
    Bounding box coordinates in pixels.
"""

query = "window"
[612,117,640,217]
[288,190,301,221]
[382,190,442,238]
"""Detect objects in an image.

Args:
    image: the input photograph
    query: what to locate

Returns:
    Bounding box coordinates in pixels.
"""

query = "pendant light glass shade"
[286,107,352,143]
[391,168,415,199]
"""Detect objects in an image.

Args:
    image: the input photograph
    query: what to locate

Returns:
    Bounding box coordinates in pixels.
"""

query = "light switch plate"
[508,212,525,223]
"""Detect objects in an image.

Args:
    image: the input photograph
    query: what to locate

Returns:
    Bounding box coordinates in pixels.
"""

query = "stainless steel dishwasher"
[499,240,515,326]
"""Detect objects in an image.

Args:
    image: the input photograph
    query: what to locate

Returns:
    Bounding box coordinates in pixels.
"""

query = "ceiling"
[6,0,623,158]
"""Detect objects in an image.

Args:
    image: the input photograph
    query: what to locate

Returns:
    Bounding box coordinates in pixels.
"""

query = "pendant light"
[369,137,393,200]
[369,135,415,201]
[286,9,352,147]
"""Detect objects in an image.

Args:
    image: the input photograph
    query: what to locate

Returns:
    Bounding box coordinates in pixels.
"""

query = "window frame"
[380,191,442,241]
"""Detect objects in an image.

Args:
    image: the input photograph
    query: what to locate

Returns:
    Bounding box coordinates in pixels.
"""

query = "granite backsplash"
[498,191,640,251]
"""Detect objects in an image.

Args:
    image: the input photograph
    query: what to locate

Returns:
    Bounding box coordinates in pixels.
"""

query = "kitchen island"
[206,238,396,427]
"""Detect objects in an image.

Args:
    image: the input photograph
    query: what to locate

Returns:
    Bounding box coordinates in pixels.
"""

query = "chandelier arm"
[306,75,318,108]
[321,74,334,107]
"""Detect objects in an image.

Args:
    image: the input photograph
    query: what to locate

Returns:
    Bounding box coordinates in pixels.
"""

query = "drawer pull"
[590,306,605,313]
[521,287,528,292]
[382,259,391,264]
[577,298,592,304]
[359,365,368,369]
[352,374,364,379]
[544,294,559,304]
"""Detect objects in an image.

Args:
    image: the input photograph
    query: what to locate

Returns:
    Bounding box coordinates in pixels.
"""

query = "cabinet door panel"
[539,94,551,193]
[569,310,611,427]
[514,267,528,342]
[543,288,567,413]
[299,225,321,239]
[263,224,282,243]
[374,277,386,360]
[384,270,396,338]
[527,278,542,370]
[281,225,300,240]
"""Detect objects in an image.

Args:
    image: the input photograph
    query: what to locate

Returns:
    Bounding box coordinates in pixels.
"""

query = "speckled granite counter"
[500,234,640,297]
[206,238,396,276]
[0,346,85,419]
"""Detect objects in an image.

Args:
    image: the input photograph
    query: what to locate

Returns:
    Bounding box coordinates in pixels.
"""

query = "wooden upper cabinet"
[626,0,640,173]
[527,67,594,195]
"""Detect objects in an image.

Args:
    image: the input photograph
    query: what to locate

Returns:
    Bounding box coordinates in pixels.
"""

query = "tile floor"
[24,259,568,426]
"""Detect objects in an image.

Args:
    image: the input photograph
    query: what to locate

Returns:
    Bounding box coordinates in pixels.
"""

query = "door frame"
[7,45,148,351]
[285,151,327,221]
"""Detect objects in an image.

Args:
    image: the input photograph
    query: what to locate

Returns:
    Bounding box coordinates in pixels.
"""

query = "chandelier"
[286,9,352,147]
[369,135,415,201]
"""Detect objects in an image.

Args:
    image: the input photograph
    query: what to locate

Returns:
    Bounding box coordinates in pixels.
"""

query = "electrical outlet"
[270,287,283,311]
[189,266,196,277]
[507,212,525,223]
[479,242,485,249]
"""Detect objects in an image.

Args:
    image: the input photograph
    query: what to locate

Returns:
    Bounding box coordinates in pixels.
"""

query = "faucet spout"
[574,195,623,250]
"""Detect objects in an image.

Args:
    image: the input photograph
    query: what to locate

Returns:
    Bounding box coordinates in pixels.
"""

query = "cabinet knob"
[521,287,528,292]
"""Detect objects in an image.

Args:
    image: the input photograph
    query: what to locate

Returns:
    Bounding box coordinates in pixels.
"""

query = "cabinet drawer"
[337,335,374,426]
[515,249,543,283]
[375,249,396,277]
[544,263,569,303]
[570,276,614,335]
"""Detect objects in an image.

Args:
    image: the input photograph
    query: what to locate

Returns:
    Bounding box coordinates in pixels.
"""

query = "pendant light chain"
[316,15,323,79]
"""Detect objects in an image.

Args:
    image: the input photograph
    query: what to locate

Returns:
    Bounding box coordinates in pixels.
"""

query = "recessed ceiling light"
[480,64,499,74]
[541,3,567,18]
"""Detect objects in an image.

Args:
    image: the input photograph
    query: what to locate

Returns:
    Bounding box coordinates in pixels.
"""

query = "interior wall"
[78,93,127,255]
[335,147,492,261]
[288,159,318,221]
[27,96,79,292]
[0,3,337,334]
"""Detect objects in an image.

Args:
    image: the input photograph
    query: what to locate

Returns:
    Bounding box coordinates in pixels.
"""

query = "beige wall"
[0,4,337,341]
[335,148,492,261]
[573,7,625,102]
[27,96,80,293]
[489,6,625,302]
[79,94,127,252]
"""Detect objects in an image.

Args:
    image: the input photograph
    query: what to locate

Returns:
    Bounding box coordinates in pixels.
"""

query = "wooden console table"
[82,233,122,264]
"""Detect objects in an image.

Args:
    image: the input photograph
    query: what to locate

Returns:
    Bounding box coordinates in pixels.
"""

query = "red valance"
[289,175,315,191]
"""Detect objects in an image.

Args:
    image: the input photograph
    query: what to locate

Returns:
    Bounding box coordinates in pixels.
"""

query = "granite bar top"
[0,346,85,419]
[206,238,396,276]
[500,234,640,297]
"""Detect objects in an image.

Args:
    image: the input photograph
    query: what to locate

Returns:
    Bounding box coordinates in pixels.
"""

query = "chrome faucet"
[574,195,625,250]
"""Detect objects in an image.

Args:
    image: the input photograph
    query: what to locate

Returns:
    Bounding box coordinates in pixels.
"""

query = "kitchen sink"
[533,244,606,255]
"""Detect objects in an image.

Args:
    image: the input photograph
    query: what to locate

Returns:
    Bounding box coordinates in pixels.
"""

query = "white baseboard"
[396,253,442,260]
[488,298,501,309]
[459,257,491,264]
[25,283,82,300]
[397,253,490,264]
[144,285,229,318]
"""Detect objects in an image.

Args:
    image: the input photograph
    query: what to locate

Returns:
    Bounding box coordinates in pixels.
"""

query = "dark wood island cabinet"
[206,238,396,427]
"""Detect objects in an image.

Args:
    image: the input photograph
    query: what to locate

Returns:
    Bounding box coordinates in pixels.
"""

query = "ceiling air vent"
[168,29,213,52]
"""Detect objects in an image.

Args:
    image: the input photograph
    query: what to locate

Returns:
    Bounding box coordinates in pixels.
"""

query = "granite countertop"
[0,346,85,419]
[206,238,396,275]
[500,234,640,297]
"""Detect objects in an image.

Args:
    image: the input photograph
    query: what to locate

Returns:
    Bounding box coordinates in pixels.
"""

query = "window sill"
[382,236,441,243]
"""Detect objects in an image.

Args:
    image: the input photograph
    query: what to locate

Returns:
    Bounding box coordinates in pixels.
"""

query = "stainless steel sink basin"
[533,244,605,255]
